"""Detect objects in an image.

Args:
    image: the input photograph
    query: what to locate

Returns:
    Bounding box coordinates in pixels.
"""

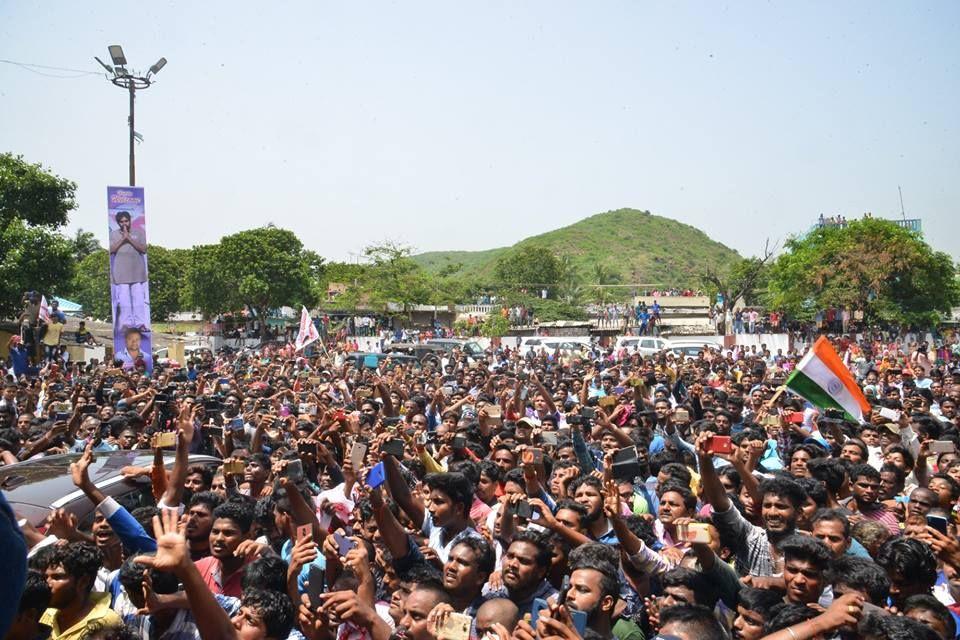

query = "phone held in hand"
[705,435,733,455]
[307,565,325,609]
[285,459,304,482]
[436,612,472,640]
[677,522,712,544]
[334,531,356,556]
[382,439,405,458]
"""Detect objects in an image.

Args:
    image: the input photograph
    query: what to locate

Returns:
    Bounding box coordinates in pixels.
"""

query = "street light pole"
[128,82,135,185]
[95,46,166,187]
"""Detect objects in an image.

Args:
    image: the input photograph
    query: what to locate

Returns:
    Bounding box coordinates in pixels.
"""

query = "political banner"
[107,186,153,372]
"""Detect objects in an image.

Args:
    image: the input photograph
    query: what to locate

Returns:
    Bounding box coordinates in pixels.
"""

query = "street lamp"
[95,45,167,186]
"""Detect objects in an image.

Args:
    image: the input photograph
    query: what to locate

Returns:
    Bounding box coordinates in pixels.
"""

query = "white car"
[519,336,593,356]
[668,340,723,359]
[614,336,671,356]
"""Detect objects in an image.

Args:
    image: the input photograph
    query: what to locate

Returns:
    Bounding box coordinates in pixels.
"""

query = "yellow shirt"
[40,593,122,640]
[43,321,64,346]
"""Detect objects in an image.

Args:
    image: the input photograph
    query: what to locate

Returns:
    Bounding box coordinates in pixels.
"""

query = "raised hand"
[70,442,94,489]
[46,508,79,540]
[135,509,189,574]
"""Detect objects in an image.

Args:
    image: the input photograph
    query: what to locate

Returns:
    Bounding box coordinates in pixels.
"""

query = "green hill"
[412,208,741,286]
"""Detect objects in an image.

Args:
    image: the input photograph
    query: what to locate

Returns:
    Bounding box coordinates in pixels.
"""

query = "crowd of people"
[1,329,960,640]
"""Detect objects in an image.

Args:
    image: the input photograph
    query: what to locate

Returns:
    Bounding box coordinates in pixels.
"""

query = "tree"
[0,153,78,315]
[700,240,775,314]
[766,219,959,325]
[184,244,231,318]
[0,220,75,317]
[188,226,318,320]
[591,263,621,304]
[70,250,111,320]
[147,246,189,321]
[70,228,102,262]
[361,241,432,311]
[0,153,77,231]
[493,246,562,297]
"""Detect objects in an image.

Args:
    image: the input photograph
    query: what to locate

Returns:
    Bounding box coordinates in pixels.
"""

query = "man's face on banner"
[126,330,141,354]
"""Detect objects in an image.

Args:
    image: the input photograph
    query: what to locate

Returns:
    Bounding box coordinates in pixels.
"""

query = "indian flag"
[785,336,871,423]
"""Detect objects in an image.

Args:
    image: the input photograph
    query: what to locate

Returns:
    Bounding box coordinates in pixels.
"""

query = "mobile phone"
[307,564,325,609]
[436,612,471,640]
[228,417,244,431]
[296,524,312,542]
[207,426,224,439]
[382,439,405,458]
[153,431,177,448]
[540,432,558,446]
[784,412,804,424]
[677,522,712,544]
[674,408,689,422]
[485,404,502,419]
[612,460,642,481]
[580,407,596,420]
[54,412,71,422]
[878,407,901,421]
[514,501,533,519]
[927,515,949,535]
[285,459,304,482]
[598,396,617,408]
[383,416,402,427]
[81,405,98,414]
[451,436,467,450]
[705,435,733,455]
[518,372,528,382]
[522,448,543,465]
[334,531,356,556]
[293,437,316,456]
[365,462,386,488]
[931,441,956,454]
[350,442,368,470]
[223,460,245,475]
[613,446,638,463]
[530,599,587,637]
[203,398,222,412]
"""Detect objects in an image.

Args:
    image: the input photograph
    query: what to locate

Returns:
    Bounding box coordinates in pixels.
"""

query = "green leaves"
[0,153,77,231]
[0,154,78,316]
[185,226,319,319]
[766,218,959,325]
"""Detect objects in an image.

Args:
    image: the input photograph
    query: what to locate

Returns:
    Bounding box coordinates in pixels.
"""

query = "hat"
[878,422,900,436]
[516,417,537,429]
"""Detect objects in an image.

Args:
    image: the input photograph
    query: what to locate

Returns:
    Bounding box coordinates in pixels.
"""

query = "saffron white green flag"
[785,336,871,423]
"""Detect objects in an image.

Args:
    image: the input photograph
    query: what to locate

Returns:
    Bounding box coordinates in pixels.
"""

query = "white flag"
[39,295,51,323]
[295,306,320,351]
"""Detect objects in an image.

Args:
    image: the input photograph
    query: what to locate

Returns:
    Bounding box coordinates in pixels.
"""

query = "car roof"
[0,451,221,526]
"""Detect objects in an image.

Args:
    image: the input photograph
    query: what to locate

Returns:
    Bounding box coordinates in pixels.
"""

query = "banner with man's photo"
[107,186,153,372]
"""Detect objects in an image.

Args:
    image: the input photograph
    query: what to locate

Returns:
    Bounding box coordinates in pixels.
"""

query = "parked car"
[381,342,448,366]
[519,336,593,356]
[1,451,222,529]
[425,338,486,358]
[667,340,723,359]
[343,352,422,370]
[614,336,671,356]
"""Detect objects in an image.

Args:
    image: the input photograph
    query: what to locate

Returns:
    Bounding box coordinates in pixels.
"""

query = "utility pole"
[95,46,167,186]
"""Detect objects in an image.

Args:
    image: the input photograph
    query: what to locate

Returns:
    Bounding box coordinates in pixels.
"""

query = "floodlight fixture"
[108,45,127,66]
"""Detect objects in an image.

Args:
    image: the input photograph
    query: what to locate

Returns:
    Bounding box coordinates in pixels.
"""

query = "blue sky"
[2,1,958,263]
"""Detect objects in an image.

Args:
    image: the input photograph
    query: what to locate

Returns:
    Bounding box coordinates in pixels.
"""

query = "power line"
[0,59,102,79]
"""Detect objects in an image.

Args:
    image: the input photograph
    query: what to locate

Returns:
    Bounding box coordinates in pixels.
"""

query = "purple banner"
[107,186,153,372]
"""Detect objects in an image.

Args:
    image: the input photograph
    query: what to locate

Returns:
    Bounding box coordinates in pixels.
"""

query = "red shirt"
[194,556,249,598]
